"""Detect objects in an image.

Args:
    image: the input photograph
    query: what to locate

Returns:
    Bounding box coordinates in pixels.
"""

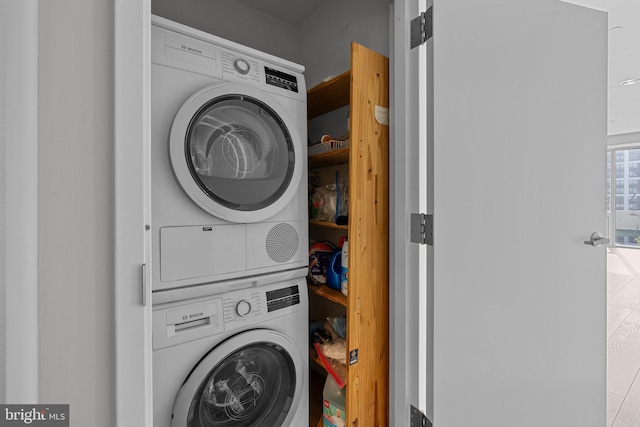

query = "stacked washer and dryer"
[150,16,309,427]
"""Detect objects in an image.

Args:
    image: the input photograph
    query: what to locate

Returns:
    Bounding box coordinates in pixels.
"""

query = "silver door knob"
[584,232,610,247]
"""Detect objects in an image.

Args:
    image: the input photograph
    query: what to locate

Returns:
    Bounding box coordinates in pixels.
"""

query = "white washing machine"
[151,16,308,293]
[153,277,309,427]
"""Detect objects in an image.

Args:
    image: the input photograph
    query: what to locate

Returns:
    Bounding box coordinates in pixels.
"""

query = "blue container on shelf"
[326,249,342,291]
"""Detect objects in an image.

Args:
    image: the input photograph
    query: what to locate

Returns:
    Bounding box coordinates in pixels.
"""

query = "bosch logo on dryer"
[180,44,202,55]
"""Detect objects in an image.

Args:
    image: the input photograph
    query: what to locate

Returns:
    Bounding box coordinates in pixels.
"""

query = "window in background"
[608,147,640,247]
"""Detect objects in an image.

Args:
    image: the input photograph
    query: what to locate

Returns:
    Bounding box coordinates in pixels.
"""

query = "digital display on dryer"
[265,67,298,93]
[266,285,300,312]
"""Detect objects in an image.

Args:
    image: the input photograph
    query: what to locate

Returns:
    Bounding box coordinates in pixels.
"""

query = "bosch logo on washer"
[182,312,204,321]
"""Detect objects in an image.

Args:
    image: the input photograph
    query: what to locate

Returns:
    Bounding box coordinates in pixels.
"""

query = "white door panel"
[429,1,607,425]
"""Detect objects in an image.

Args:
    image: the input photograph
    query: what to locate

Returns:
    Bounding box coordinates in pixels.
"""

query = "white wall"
[29,1,389,424]
[2,0,39,405]
[38,0,115,425]
[0,0,6,404]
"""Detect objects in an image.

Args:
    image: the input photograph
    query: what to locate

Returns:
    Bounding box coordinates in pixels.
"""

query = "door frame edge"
[114,0,153,425]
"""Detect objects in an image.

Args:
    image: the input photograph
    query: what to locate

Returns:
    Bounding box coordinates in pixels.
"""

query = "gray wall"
[152,0,302,63]
[151,0,390,88]
[298,0,390,88]
[38,0,115,425]
[301,0,390,145]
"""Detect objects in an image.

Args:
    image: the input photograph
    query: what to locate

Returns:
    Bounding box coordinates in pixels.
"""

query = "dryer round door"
[172,329,304,427]
[169,83,303,223]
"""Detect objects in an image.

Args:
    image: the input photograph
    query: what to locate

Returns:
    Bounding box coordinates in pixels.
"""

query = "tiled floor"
[607,247,640,427]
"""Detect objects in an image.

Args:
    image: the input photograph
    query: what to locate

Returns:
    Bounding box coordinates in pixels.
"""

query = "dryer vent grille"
[265,223,299,263]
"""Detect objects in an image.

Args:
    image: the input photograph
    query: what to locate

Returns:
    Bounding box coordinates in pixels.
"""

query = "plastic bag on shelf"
[319,338,346,364]
[310,321,331,345]
[314,342,346,389]
[326,315,347,340]
[311,184,337,222]
[336,171,349,219]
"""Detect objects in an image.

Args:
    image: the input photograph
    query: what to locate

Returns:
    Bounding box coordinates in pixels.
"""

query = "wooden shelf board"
[308,282,348,307]
[307,70,351,119]
[308,148,350,169]
[309,220,348,230]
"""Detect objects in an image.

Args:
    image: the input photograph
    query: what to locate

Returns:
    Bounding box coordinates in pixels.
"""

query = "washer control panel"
[152,279,307,348]
[266,285,300,312]
[223,291,264,327]
[235,299,252,317]
[152,298,224,350]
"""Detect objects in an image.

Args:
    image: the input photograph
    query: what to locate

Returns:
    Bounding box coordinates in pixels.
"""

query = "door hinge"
[142,263,147,307]
[410,213,433,246]
[410,6,433,49]
[410,405,433,427]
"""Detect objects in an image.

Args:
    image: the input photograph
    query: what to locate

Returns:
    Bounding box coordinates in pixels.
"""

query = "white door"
[419,0,608,425]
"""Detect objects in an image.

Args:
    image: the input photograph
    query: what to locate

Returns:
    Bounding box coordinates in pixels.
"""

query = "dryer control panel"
[221,51,260,82]
[265,67,299,93]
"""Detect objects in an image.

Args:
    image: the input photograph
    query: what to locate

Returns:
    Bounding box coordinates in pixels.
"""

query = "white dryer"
[152,278,309,427]
[151,16,308,293]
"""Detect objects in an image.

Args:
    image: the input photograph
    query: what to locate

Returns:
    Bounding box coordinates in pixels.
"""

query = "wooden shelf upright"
[307,42,389,427]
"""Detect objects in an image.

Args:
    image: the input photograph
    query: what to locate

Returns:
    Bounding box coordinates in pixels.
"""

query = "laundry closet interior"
[151,0,391,425]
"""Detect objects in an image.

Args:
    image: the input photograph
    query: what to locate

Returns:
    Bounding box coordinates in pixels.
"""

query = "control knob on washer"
[236,300,252,317]
[234,58,250,75]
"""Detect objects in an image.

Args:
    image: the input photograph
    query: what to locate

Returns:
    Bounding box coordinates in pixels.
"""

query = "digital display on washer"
[266,285,300,312]
[265,67,298,93]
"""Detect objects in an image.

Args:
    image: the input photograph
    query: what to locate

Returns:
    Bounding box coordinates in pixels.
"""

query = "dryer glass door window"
[187,342,296,426]
[187,95,295,211]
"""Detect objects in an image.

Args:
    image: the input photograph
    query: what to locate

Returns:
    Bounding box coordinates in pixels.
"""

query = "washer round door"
[172,330,304,427]
[169,83,303,223]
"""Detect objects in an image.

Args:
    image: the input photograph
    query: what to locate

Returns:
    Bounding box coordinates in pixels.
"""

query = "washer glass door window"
[184,342,297,426]
[187,95,294,212]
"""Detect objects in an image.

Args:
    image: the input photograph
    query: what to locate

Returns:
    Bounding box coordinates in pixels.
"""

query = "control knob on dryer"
[235,300,252,317]
[234,58,250,75]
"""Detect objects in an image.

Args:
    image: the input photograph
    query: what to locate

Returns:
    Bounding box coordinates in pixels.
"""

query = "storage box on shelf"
[306,42,389,427]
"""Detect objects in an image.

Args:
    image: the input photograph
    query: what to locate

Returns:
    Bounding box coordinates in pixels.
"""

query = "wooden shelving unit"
[308,148,350,169]
[309,220,349,231]
[307,42,389,427]
[307,70,351,119]
[308,281,348,307]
